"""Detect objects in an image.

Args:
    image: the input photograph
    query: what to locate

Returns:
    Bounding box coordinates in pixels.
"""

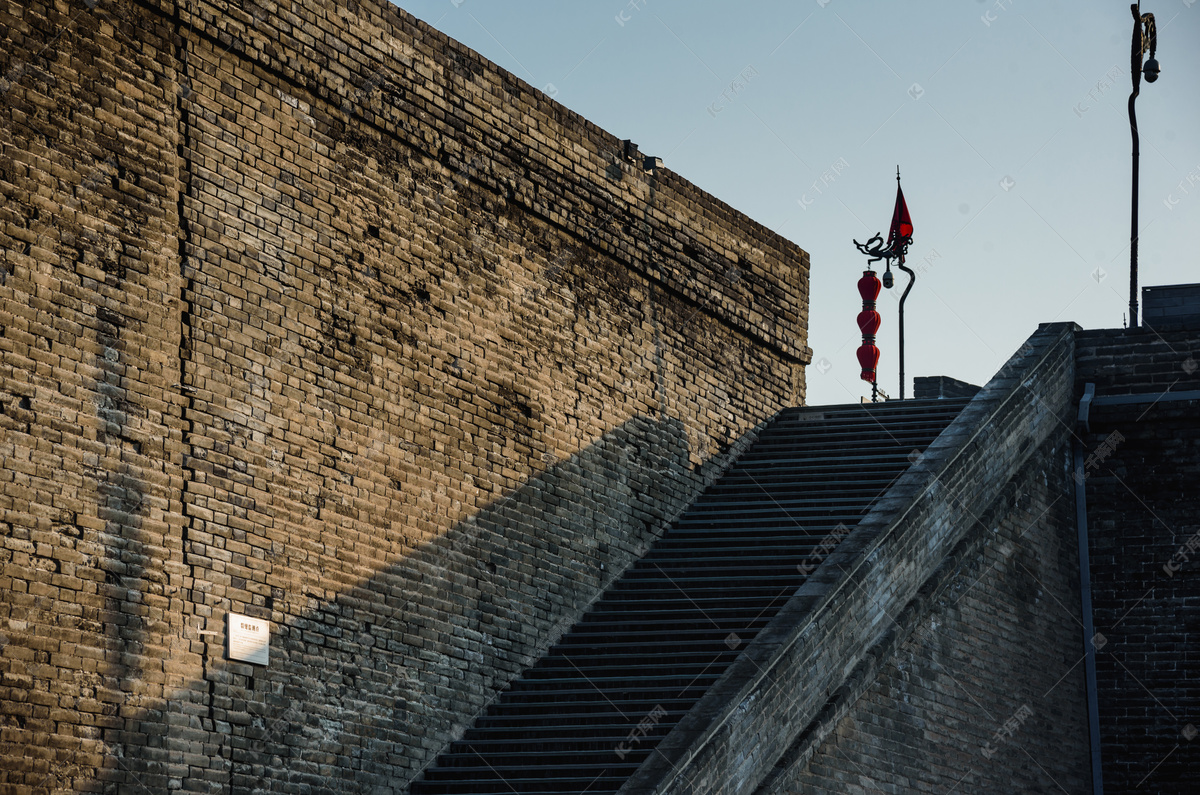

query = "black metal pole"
[896,258,915,400]
[1129,5,1143,329]
[1128,3,1157,329]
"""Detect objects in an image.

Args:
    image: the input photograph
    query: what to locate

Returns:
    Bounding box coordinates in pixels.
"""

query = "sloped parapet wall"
[621,323,1091,794]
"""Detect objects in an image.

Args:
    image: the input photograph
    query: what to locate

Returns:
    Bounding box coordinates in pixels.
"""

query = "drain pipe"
[1074,382,1103,795]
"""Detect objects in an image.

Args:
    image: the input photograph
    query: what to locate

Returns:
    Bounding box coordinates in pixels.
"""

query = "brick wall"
[1075,327,1200,395]
[621,323,1091,794]
[912,374,981,401]
[1078,329,1200,793]
[0,0,808,791]
[1142,284,1200,332]
[0,0,187,790]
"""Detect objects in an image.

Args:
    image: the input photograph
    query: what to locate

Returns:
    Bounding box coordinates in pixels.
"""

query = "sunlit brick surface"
[0,0,807,790]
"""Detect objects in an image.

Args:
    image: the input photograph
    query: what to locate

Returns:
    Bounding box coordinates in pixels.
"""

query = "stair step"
[411,398,967,795]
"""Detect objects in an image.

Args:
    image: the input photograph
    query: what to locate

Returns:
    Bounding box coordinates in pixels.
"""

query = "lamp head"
[1143,57,1160,83]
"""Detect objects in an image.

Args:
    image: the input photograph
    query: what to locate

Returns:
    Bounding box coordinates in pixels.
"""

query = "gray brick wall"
[1077,329,1200,793]
[1142,284,1200,332]
[1076,328,1200,395]
[912,374,980,400]
[0,0,808,791]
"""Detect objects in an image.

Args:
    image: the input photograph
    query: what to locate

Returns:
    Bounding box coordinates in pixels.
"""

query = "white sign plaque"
[228,613,270,665]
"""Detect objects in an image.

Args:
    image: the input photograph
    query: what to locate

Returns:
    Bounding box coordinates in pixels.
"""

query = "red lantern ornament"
[857,341,880,379]
[857,271,881,303]
[856,270,882,384]
[857,309,881,337]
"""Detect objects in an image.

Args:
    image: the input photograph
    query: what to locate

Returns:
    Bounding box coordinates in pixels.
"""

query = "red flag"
[886,183,913,253]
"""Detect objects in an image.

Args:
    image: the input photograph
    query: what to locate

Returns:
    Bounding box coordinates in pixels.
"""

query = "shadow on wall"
[99,412,701,794]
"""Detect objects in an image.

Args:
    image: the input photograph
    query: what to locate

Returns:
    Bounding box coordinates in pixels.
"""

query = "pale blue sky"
[391,0,1200,405]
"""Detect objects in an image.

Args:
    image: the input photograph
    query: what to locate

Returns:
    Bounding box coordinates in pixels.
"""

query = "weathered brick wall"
[621,324,1090,794]
[0,0,808,791]
[1142,284,1200,332]
[1075,327,1200,395]
[912,374,980,401]
[1077,328,1200,793]
[0,0,188,789]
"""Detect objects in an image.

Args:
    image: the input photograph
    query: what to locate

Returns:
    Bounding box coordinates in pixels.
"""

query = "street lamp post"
[854,169,913,399]
[882,244,916,401]
[1128,2,1159,329]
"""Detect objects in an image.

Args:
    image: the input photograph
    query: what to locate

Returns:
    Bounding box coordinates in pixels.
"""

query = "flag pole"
[894,167,915,400]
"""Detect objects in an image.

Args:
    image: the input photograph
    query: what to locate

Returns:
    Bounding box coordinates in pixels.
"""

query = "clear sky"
[389,0,1200,406]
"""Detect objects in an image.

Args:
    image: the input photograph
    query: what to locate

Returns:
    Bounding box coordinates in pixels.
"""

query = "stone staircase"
[411,398,971,794]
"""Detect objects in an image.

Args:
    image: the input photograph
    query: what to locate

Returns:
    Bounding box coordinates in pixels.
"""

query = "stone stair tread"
[410,398,969,795]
